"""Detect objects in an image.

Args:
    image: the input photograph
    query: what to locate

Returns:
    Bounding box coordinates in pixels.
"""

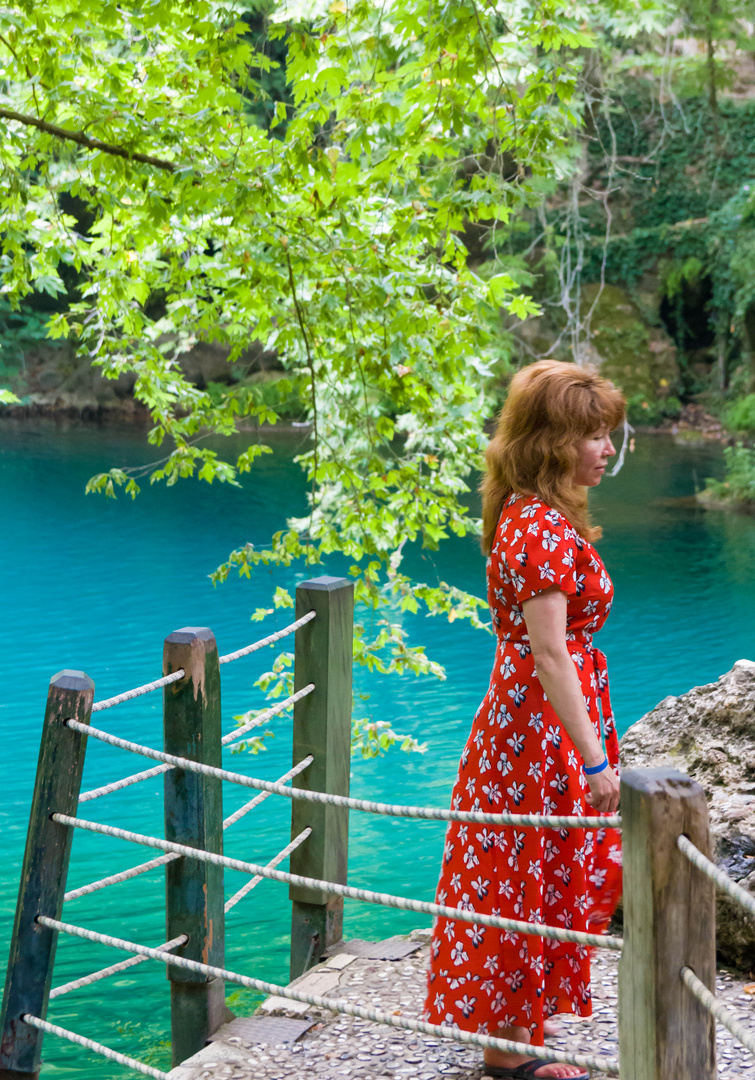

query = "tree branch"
[0,106,177,172]
[584,154,654,186]
[285,247,319,556]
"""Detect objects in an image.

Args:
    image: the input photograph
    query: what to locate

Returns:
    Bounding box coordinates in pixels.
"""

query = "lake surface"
[1,419,752,1077]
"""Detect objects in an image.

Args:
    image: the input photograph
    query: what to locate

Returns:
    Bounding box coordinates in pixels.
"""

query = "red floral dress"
[423,494,622,1043]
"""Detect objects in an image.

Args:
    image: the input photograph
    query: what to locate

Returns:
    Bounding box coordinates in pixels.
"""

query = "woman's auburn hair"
[481,360,626,554]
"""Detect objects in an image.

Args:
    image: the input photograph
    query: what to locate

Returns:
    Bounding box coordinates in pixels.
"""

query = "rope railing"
[221,683,314,747]
[21,1014,169,1080]
[65,758,314,902]
[35,916,620,1076]
[6,593,628,1080]
[79,762,171,804]
[222,756,313,829]
[218,610,316,664]
[91,670,185,713]
[52,813,623,950]
[77,685,314,805]
[49,935,188,999]
[681,966,755,1057]
[66,718,621,830]
[225,827,311,913]
[676,834,755,1063]
[677,834,755,919]
[64,852,177,903]
[86,612,316,714]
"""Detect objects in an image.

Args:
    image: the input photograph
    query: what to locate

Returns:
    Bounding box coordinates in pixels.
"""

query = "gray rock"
[620,659,755,972]
[5,334,280,419]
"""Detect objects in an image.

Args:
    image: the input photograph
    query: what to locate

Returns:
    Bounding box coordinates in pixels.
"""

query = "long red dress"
[423,493,622,1044]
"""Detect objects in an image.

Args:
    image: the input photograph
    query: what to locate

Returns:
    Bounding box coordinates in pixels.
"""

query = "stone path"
[169,930,755,1079]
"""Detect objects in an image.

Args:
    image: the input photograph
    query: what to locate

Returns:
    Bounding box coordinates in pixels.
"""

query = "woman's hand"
[584,765,620,814]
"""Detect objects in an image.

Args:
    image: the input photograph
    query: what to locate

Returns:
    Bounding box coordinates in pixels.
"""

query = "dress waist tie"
[569,637,613,724]
[498,633,613,722]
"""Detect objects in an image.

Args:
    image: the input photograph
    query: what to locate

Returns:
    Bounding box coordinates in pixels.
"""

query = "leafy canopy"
[0,0,637,719]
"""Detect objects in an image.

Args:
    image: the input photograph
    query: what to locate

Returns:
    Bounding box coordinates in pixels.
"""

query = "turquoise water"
[1,420,753,1077]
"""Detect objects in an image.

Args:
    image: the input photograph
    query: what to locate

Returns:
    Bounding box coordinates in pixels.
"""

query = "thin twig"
[0,33,44,114]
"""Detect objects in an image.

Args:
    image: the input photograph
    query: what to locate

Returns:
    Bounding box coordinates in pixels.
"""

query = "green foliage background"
[2,0,755,689]
[0,0,616,688]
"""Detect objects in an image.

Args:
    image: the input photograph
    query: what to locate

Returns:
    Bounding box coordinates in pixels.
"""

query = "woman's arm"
[522,586,620,813]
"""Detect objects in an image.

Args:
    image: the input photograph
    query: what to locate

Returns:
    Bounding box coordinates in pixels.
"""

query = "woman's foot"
[484,1025,587,1078]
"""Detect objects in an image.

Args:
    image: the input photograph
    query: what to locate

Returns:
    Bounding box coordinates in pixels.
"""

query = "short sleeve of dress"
[502,500,578,602]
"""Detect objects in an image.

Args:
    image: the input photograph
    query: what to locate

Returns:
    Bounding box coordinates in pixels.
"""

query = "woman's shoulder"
[496,493,584,548]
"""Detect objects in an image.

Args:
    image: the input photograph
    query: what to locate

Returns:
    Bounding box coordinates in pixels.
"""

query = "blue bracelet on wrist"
[583,756,609,775]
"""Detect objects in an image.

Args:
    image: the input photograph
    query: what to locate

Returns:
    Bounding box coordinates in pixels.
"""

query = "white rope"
[37,917,620,1076]
[49,935,187,999]
[22,1014,169,1079]
[218,611,316,664]
[222,757,313,829]
[681,966,755,1057]
[53,814,623,950]
[77,686,313,806]
[79,763,171,804]
[221,684,314,746]
[64,852,178,902]
[85,611,315,713]
[66,760,314,901]
[91,670,185,713]
[678,835,755,919]
[66,719,620,830]
[225,828,311,913]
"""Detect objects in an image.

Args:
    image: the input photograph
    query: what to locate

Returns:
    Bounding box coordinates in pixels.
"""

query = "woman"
[423,360,624,1080]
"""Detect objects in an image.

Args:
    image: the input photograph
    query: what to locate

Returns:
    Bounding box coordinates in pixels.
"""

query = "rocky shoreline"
[0,337,284,424]
[0,339,727,440]
[0,394,725,441]
[666,401,728,443]
[620,659,755,973]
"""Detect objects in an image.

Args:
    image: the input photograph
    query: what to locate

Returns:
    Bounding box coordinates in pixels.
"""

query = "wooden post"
[0,670,94,1080]
[618,767,716,1080]
[289,576,353,981]
[163,628,226,1068]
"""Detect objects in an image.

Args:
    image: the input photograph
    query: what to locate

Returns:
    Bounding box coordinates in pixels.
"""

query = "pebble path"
[169,929,755,1079]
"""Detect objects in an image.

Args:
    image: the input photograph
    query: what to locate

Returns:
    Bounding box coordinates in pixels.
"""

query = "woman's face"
[574,426,616,487]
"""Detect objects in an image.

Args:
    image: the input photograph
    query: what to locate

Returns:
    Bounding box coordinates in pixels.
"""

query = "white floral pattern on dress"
[423,494,622,1046]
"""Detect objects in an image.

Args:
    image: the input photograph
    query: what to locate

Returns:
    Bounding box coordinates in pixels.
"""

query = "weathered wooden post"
[0,670,94,1080]
[163,628,225,1067]
[618,767,716,1080]
[289,576,353,980]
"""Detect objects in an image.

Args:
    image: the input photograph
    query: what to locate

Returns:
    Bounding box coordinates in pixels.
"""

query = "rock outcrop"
[620,659,755,972]
[4,336,280,419]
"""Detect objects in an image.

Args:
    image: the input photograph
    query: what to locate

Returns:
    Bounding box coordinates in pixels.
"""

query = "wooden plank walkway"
[169,930,755,1079]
